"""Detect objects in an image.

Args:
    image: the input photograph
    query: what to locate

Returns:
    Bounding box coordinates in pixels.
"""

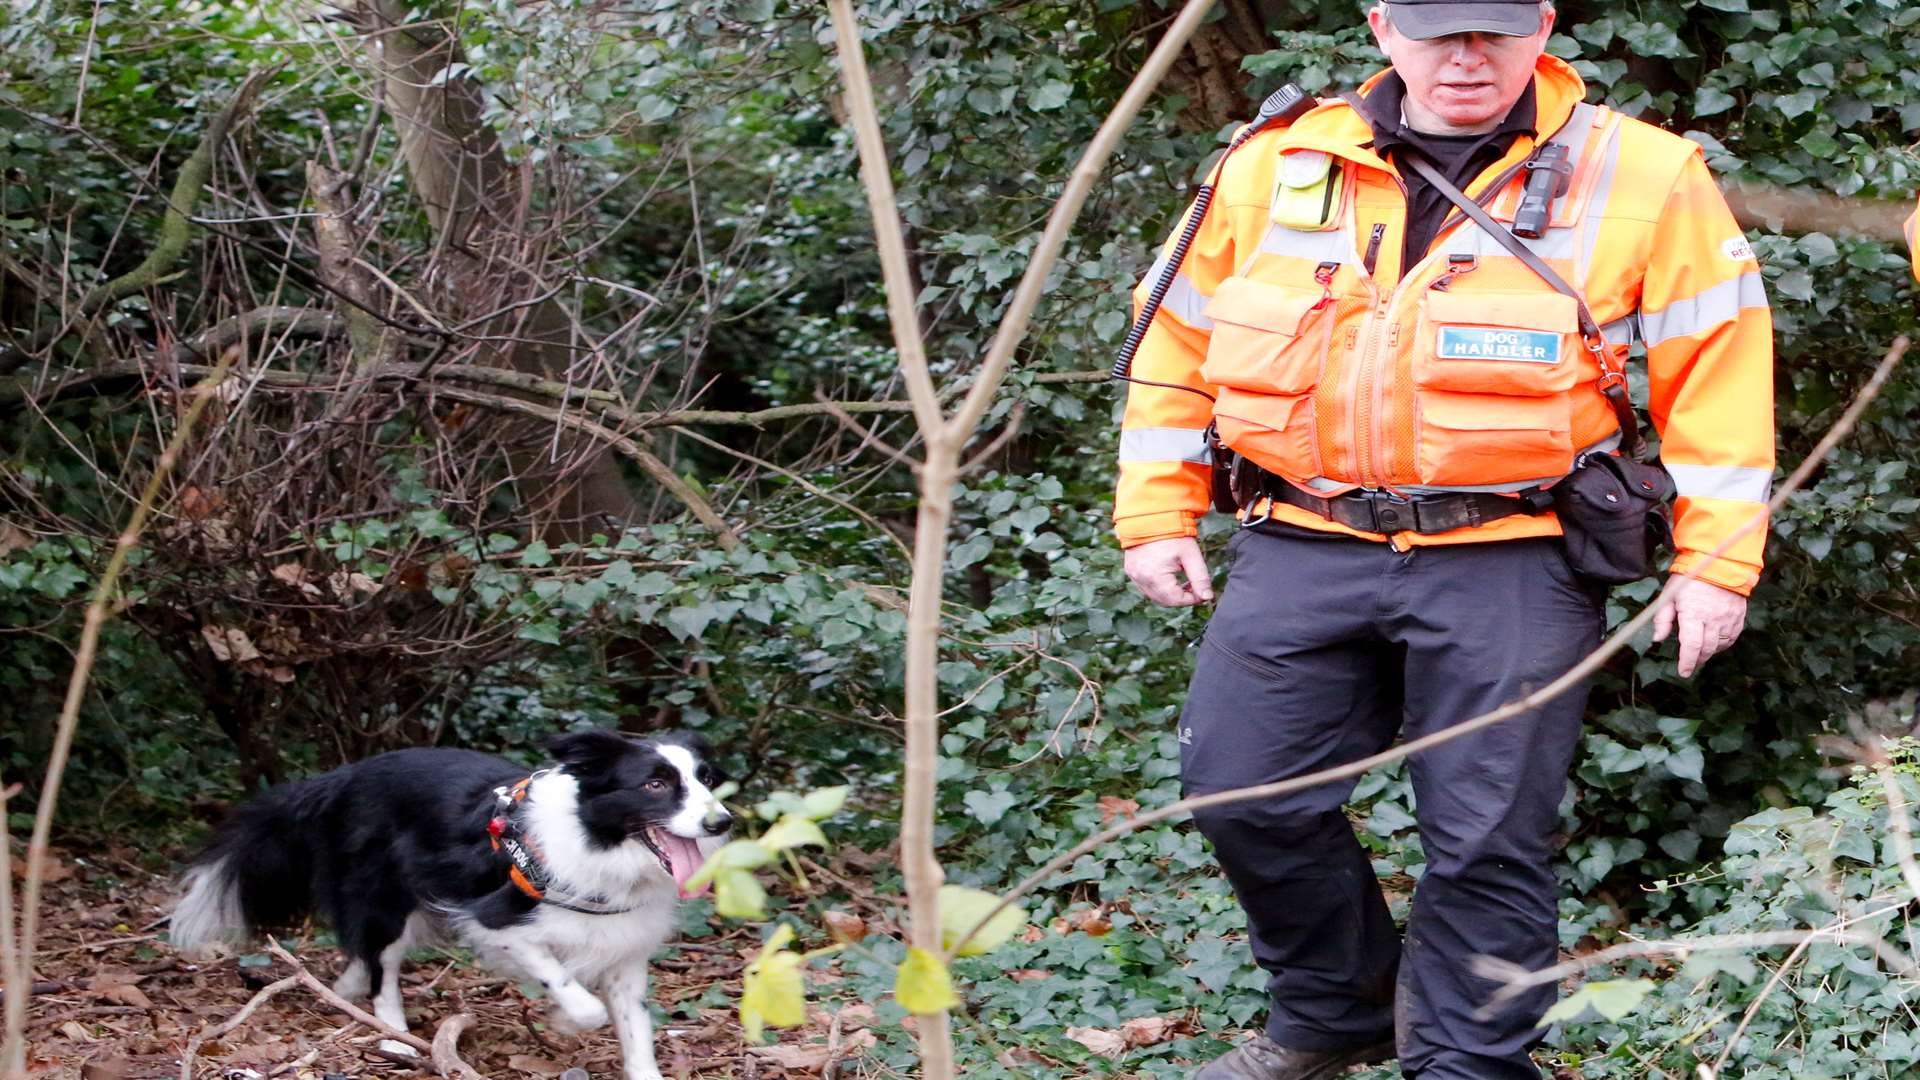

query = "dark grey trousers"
[1179,524,1601,1080]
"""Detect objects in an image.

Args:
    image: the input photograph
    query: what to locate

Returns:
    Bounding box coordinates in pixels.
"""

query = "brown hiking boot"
[1190,1033,1396,1080]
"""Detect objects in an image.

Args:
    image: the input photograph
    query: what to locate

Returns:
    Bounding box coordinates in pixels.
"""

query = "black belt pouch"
[1552,453,1678,584]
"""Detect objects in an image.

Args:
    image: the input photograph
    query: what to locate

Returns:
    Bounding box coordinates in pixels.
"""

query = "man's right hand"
[1123,536,1214,607]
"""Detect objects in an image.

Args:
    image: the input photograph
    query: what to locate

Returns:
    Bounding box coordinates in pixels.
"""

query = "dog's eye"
[643,779,670,793]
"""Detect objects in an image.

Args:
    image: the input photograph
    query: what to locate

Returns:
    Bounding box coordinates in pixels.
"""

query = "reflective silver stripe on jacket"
[1119,426,1213,464]
[1638,271,1768,347]
[1444,102,1604,266]
[1142,252,1215,331]
[1575,122,1624,286]
[1666,462,1772,502]
[1252,220,1356,266]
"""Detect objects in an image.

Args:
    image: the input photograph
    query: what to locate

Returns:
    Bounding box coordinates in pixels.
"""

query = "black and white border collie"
[169,730,732,1080]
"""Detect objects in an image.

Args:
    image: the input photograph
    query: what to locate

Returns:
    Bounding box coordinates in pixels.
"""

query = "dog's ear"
[544,729,635,772]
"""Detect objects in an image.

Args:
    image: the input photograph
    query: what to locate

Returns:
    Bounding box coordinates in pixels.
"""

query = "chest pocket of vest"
[1414,290,1582,395]
[1411,289,1582,485]
[1197,277,1336,395]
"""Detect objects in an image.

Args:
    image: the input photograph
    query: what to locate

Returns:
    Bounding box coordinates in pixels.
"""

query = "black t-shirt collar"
[1357,72,1538,156]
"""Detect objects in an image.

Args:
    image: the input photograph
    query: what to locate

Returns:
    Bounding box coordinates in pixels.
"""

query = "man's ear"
[544,729,634,771]
[1367,3,1396,61]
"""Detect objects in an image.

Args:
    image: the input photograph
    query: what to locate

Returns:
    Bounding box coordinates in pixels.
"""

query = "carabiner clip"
[1312,261,1339,308]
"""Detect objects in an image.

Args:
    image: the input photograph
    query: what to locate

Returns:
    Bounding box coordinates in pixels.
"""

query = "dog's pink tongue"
[662,833,709,898]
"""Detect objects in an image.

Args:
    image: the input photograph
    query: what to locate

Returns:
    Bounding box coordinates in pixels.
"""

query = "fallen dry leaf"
[822,910,867,944]
[200,625,262,663]
[1007,969,1051,982]
[96,983,153,1009]
[79,1057,130,1080]
[178,486,226,520]
[748,1029,877,1071]
[326,571,380,600]
[13,851,73,883]
[1064,907,1113,937]
[1065,1026,1127,1058]
[0,519,32,557]
[507,1054,566,1076]
[1119,1016,1178,1048]
[269,563,322,598]
[1097,795,1140,823]
[832,1003,875,1030]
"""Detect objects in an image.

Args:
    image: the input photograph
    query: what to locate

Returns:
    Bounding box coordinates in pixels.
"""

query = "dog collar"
[488,772,636,916]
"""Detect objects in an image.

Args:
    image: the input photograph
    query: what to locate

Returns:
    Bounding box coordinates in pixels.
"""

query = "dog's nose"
[704,809,734,835]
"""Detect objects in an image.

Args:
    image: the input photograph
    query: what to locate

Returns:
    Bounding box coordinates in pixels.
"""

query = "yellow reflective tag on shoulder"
[1270,150,1342,232]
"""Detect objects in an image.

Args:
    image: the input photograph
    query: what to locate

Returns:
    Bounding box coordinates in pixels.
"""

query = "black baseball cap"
[1385,0,1543,40]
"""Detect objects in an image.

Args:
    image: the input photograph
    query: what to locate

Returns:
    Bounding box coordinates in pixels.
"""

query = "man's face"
[1368,4,1555,135]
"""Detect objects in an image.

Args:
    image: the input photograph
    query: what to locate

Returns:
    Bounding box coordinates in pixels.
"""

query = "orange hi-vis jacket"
[1115,57,1775,595]
[1906,199,1918,281]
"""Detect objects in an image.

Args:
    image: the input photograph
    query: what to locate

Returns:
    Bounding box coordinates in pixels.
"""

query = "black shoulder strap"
[1397,150,1642,458]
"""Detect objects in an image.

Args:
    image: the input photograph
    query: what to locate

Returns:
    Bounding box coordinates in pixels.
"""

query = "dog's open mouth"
[642,826,709,899]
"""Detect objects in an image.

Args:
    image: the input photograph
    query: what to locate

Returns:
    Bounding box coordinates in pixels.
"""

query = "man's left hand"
[1652,577,1749,678]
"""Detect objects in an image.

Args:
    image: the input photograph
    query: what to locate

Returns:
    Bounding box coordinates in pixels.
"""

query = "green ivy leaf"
[760,814,828,852]
[713,867,768,919]
[938,884,1028,957]
[1538,978,1656,1026]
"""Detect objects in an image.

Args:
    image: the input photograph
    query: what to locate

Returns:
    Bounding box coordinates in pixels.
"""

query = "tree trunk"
[362,1,641,536]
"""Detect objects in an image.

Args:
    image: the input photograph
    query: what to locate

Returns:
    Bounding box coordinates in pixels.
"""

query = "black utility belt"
[1245,472,1552,536]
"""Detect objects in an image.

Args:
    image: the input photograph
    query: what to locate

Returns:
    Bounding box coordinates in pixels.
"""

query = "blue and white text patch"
[1435,326,1561,364]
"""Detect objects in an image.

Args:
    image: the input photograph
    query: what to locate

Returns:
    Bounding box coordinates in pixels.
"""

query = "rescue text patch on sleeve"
[1435,327,1561,363]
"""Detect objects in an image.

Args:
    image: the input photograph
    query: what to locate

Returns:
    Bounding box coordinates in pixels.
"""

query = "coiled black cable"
[1111,84,1316,403]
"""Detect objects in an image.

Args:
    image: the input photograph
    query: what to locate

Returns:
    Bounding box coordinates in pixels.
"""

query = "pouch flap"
[1426,290,1577,334]
[1203,277,1326,336]
[1277,150,1332,190]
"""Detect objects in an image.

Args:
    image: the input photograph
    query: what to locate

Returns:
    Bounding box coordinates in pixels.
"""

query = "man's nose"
[1445,34,1491,65]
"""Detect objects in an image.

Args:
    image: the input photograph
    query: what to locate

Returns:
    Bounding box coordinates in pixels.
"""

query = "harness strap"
[487,773,636,916]
[1398,151,1643,459]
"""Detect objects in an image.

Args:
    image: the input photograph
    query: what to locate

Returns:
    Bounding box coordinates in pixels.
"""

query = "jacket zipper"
[1352,173,1409,487]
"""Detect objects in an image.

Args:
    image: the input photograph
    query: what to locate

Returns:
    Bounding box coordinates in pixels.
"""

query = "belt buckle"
[1361,489,1415,534]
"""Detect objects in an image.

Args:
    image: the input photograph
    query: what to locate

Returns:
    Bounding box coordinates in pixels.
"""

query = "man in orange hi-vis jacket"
[1114,2,1773,1078]
[1907,200,1918,279]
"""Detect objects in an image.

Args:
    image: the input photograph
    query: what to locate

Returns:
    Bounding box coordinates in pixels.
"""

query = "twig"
[1702,935,1816,1077]
[0,69,275,376]
[0,784,16,1077]
[180,976,300,1080]
[1473,903,1913,1012]
[422,383,739,552]
[1875,758,1920,905]
[951,336,1910,957]
[667,424,913,563]
[2,348,245,1071]
[262,938,484,1080]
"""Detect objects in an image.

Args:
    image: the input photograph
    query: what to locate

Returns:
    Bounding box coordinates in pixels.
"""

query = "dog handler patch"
[1435,326,1561,363]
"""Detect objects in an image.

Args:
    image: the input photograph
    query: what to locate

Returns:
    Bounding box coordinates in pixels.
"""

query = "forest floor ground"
[13,839,894,1080]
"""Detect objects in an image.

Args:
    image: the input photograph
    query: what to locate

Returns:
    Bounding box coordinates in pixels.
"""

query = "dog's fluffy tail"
[169,772,347,956]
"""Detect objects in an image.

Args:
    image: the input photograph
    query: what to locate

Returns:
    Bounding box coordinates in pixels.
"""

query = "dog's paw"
[331,964,370,1001]
[624,1070,665,1080]
[552,992,611,1032]
[378,1039,418,1058]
